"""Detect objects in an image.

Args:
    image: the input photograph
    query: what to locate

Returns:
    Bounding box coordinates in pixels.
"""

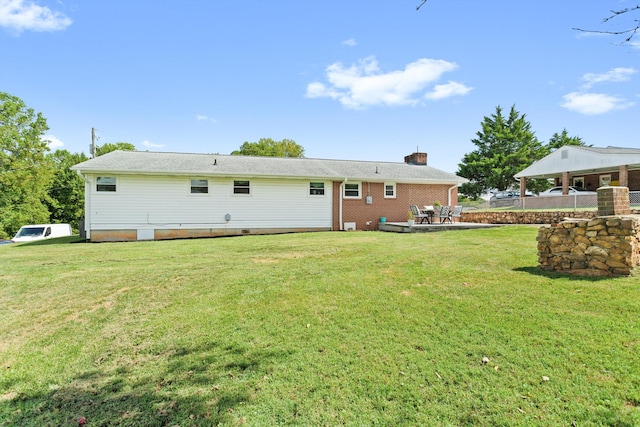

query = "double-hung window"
[309,182,325,196]
[343,182,360,198]
[96,176,116,192]
[384,183,396,198]
[233,180,251,195]
[190,179,208,194]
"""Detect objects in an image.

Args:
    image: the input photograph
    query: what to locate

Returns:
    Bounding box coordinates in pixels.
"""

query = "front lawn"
[1,227,638,426]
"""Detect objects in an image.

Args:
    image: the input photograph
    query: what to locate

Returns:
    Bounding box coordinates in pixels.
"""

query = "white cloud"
[0,0,72,34]
[306,56,471,109]
[342,38,357,47]
[560,92,635,115]
[142,140,164,148]
[425,81,473,100]
[196,114,217,123]
[581,67,637,89]
[42,134,63,149]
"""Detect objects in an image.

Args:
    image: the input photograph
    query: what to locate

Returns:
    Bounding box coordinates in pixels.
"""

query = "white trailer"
[11,224,72,242]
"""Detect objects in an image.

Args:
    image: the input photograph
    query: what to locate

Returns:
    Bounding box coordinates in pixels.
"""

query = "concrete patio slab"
[378,221,504,233]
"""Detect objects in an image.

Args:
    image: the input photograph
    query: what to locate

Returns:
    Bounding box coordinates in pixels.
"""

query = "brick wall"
[554,170,640,191]
[332,182,458,230]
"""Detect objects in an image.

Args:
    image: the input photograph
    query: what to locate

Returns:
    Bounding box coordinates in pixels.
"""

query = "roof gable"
[515,146,640,179]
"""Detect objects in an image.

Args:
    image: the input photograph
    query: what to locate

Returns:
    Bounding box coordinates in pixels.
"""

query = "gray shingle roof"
[71,150,467,184]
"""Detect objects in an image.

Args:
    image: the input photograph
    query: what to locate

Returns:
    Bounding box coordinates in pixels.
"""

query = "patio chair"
[410,205,430,224]
[451,205,463,223]
[437,205,452,223]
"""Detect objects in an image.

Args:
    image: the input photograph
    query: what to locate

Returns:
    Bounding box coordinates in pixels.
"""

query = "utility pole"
[91,128,97,158]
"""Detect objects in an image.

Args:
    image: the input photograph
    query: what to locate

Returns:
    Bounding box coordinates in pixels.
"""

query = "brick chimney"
[404,152,427,165]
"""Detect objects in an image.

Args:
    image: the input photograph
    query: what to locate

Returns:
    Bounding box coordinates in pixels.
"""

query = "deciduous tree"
[46,149,88,227]
[96,142,136,156]
[0,92,53,238]
[574,6,640,44]
[231,138,305,158]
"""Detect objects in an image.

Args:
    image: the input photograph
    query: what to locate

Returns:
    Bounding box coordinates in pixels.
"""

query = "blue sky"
[1,0,638,173]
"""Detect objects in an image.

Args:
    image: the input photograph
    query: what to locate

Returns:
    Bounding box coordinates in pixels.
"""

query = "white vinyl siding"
[87,175,332,231]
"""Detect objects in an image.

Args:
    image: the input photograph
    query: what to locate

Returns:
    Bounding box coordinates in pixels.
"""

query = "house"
[514,146,640,194]
[71,150,466,242]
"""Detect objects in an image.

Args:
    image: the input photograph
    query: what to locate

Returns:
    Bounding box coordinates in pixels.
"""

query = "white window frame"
[343,182,361,199]
[309,182,325,196]
[233,179,251,195]
[96,176,117,193]
[190,178,209,194]
[599,174,611,187]
[384,182,396,199]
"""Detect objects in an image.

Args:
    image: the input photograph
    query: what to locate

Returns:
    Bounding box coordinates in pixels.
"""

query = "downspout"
[339,178,347,230]
[447,184,458,207]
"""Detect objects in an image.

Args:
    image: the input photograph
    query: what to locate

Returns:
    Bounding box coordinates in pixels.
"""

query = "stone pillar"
[619,165,629,188]
[597,186,630,216]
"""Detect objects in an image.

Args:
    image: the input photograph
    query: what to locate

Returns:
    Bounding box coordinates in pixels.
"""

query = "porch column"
[519,177,526,201]
[562,172,569,195]
[619,165,629,187]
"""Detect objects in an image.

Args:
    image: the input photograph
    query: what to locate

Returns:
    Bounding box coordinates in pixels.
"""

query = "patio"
[378,221,503,233]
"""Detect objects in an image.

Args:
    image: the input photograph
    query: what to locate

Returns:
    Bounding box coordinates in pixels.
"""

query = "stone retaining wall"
[461,209,640,225]
[537,216,640,276]
[460,210,597,224]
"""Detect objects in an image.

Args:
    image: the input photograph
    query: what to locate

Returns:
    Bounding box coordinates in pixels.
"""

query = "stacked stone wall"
[461,211,596,224]
[537,216,640,276]
[461,209,640,225]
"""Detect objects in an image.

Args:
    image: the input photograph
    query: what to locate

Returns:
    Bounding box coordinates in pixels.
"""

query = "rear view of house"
[71,150,466,242]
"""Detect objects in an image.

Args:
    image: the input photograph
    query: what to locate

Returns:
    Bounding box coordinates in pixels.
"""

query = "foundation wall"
[89,227,330,242]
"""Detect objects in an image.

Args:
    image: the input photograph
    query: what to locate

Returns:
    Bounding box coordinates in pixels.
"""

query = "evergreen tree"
[457,105,547,199]
[545,128,587,152]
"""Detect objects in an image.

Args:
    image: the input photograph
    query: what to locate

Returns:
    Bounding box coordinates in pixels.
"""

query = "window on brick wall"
[343,182,360,198]
[384,182,396,198]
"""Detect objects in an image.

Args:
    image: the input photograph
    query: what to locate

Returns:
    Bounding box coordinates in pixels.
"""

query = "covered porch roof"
[515,146,640,179]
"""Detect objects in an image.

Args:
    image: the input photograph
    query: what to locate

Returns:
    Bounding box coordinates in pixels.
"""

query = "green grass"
[1,228,639,426]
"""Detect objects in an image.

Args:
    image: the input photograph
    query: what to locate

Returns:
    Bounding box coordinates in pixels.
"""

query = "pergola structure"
[515,146,640,197]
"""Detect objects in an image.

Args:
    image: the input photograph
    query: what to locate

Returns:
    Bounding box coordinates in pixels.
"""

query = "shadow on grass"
[11,236,87,247]
[514,266,628,281]
[0,341,287,426]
